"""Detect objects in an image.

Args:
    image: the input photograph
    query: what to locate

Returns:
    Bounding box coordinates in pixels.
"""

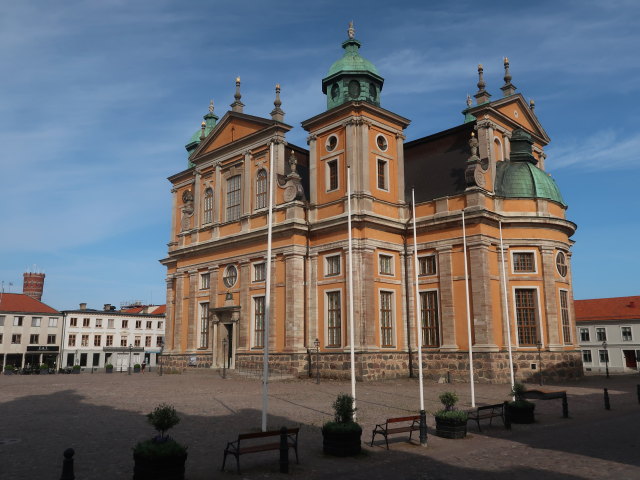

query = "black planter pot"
[105,368,113,374]
[133,452,187,480]
[322,425,362,456]
[507,402,536,424]
[134,367,141,373]
[435,417,467,439]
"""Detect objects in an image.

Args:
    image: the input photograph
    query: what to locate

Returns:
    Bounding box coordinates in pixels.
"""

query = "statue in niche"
[180,190,194,231]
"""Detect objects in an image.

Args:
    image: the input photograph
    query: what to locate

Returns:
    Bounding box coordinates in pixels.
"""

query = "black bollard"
[419,409,428,446]
[604,388,611,410]
[562,393,569,418]
[60,448,75,480]
[637,385,640,405]
[503,401,511,430]
[279,427,289,473]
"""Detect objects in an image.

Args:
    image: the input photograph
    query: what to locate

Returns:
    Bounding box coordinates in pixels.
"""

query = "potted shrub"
[434,392,468,439]
[4,365,15,375]
[39,364,49,375]
[506,383,535,424]
[72,365,81,374]
[134,363,141,373]
[133,403,187,480]
[322,393,362,456]
[105,363,114,373]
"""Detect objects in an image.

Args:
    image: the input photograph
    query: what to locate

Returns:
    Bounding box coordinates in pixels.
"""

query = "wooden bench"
[370,415,421,449]
[522,389,569,418]
[466,403,506,432]
[221,427,299,474]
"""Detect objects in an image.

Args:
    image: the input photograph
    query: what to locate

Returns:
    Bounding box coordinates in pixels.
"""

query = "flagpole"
[499,221,515,388]
[262,141,275,432]
[412,189,425,411]
[347,166,357,419]
[462,209,476,407]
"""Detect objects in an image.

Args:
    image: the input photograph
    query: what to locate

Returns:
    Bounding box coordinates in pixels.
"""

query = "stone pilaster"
[214,163,222,226]
[243,151,251,216]
[165,276,175,351]
[360,248,377,349]
[541,247,561,349]
[437,246,458,350]
[307,135,318,205]
[395,132,406,203]
[399,251,409,350]
[186,271,197,350]
[468,241,497,350]
[239,262,250,351]
[285,253,305,351]
[308,253,319,346]
[173,272,184,351]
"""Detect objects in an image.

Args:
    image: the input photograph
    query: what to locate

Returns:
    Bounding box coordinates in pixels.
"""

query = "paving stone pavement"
[1,370,639,479]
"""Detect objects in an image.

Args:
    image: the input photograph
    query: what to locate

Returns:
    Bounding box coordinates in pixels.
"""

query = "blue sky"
[1,0,638,310]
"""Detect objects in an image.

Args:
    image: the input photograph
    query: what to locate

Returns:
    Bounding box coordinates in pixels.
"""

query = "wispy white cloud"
[548,129,640,170]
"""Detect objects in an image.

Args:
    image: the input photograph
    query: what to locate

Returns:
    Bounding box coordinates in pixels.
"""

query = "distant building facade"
[161,25,581,383]
[575,296,640,374]
[61,303,166,371]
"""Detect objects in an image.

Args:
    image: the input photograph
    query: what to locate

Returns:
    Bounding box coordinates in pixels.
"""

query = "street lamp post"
[602,341,610,379]
[222,337,228,379]
[158,341,164,377]
[314,338,320,385]
[536,340,543,386]
[128,345,133,375]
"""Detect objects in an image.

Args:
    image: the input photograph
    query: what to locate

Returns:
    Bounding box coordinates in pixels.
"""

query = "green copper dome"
[494,129,565,206]
[185,102,218,167]
[322,23,384,110]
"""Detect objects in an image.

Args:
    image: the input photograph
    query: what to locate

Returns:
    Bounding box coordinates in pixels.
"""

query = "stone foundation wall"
[161,349,583,384]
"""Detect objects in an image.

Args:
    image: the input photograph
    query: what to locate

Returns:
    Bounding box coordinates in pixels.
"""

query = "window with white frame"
[134,336,141,347]
[226,174,242,221]
[599,350,609,363]
[106,335,113,347]
[326,291,342,347]
[0,315,4,326]
[254,296,265,348]
[515,288,538,346]
[380,291,394,347]
[95,318,102,328]
[582,350,592,363]
[94,335,101,347]
[48,317,58,327]
[325,254,341,276]
[122,320,129,329]
[199,302,209,348]
[145,336,152,347]
[512,252,536,273]
[560,290,571,344]
[203,187,214,224]
[156,336,163,347]
[120,336,128,347]
[419,255,437,276]
[596,327,606,342]
[420,290,439,347]
[81,334,89,347]
[579,328,590,342]
[29,334,39,344]
[14,316,23,327]
[622,326,633,341]
[47,334,56,344]
[69,317,77,327]
[147,321,152,329]
[556,251,568,277]
[12,334,22,344]
[201,272,210,290]
[379,254,393,275]
[135,320,142,329]
[254,262,266,282]
[327,160,338,191]
[68,334,76,347]
[83,318,90,327]
[158,321,164,329]
[31,317,41,327]
[377,159,388,190]
[256,169,268,209]
[0,334,3,344]
[108,319,114,328]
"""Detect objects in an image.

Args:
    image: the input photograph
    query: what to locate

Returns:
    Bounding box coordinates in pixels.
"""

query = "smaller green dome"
[495,161,566,206]
[327,39,380,77]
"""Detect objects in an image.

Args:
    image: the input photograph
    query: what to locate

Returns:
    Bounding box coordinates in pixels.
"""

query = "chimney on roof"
[628,301,635,308]
[79,303,87,310]
[104,303,112,311]
[23,271,45,301]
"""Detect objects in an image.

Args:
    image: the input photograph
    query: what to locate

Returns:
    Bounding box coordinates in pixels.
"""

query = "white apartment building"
[575,296,640,374]
[61,303,166,372]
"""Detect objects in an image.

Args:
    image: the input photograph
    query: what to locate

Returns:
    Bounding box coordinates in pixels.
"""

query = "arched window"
[493,137,504,162]
[203,187,214,224]
[256,169,267,209]
[226,175,241,221]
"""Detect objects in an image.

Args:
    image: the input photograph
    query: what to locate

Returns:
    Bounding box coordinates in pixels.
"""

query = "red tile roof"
[575,296,640,322]
[120,305,166,315]
[151,305,166,315]
[0,293,60,314]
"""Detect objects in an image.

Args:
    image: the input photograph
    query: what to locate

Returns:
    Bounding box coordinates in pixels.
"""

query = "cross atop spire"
[230,77,245,113]
[501,57,517,97]
[474,64,491,104]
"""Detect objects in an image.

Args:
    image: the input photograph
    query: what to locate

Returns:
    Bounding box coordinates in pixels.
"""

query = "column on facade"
[360,247,377,349]
[242,151,251,217]
[284,252,305,352]
[307,253,318,346]
[208,265,219,356]
[395,132,406,203]
[468,240,497,350]
[239,262,250,351]
[358,119,370,194]
[307,135,318,206]
[541,246,562,349]
[399,250,409,351]
[164,276,175,351]
[193,170,201,229]
[186,271,197,350]
[214,163,222,226]
[438,246,458,350]
[173,273,185,351]
[268,255,278,352]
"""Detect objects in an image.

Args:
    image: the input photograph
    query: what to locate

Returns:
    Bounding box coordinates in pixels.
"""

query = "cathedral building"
[160,25,581,383]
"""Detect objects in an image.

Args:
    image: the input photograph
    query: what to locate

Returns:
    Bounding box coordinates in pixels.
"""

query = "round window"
[376,134,388,152]
[556,251,567,277]
[348,80,361,99]
[326,135,338,152]
[223,265,238,288]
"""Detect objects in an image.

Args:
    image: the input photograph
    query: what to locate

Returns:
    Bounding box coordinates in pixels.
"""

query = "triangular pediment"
[488,94,550,144]
[191,111,280,159]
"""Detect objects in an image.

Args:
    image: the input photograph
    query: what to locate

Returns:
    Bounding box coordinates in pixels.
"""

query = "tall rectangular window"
[420,291,440,347]
[122,320,128,329]
[596,327,606,342]
[0,315,4,326]
[201,273,210,290]
[325,255,341,276]
[254,263,266,282]
[135,320,142,329]
[31,317,41,327]
[81,334,89,347]
[327,291,341,347]
[94,335,102,347]
[377,159,387,190]
[579,328,590,342]
[254,296,265,348]
[419,255,437,276]
[48,317,58,327]
[327,160,338,191]
[226,174,242,221]
[513,252,535,273]
[68,334,76,347]
[560,290,571,344]
[29,334,39,344]
[380,291,394,347]
[106,335,113,347]
[599,350,609,363]
[145,336,152,347]
[256,169,268,209]
[12,334,22,344]
[83,318,90,328]
[203,187,214,224]
[379,254,393,275]
[95,318,102,328]
[120,336,128,347]
[14,316,23,327]
[47,334,56,344]
[69,317,77,327]
[622,326,633,341]
[199,302,209,348]
[146,321,152,329]
[582,350,592,363]
[134,336,141,347]
[515,289,538,346]
[108,319,114,329]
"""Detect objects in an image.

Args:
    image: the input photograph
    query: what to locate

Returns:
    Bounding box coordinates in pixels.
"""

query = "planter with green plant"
[134,363,141,373]
[72,365,81,374]
[133,403,187,480]
[506,383,535,424]
[105,363,114,373]
[39,364,49,374]
[322,393,362,456]
[4,365,15,375]
[434,392,468,439]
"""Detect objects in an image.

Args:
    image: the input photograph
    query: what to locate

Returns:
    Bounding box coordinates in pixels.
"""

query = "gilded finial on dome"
[348,21,355,39]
